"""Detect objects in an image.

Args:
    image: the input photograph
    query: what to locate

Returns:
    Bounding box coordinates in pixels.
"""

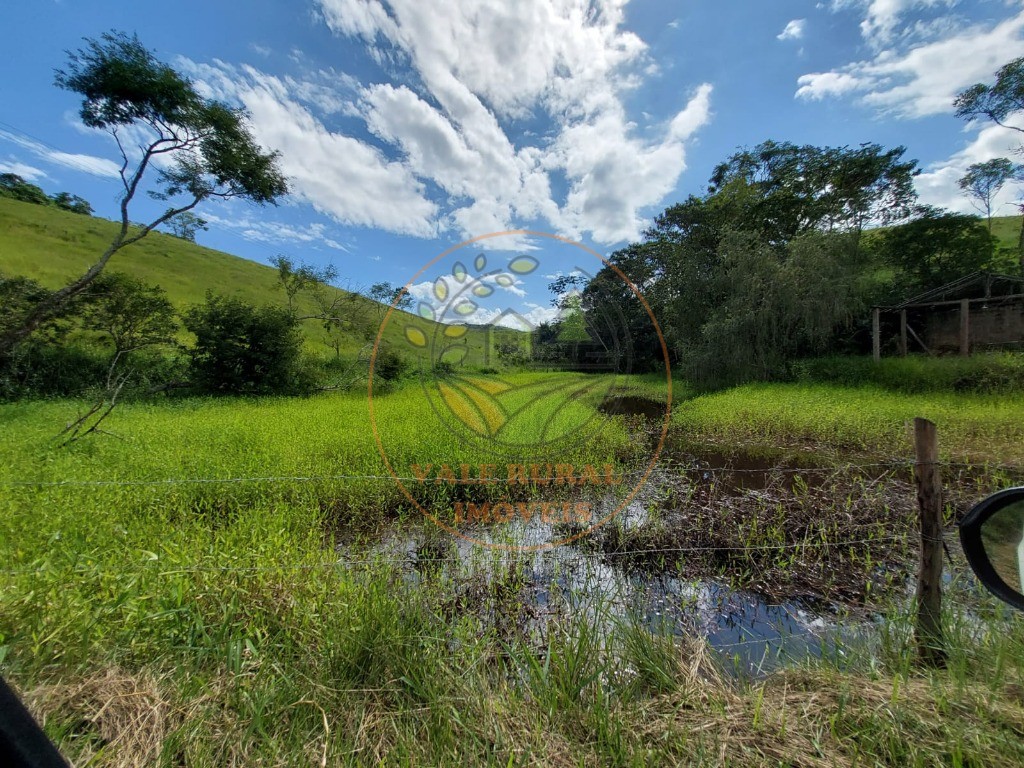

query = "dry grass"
[20,640,1024,767]
[22,669,172,767]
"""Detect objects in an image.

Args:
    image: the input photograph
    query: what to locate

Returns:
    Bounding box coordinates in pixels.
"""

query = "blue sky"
[3,1,1024,327]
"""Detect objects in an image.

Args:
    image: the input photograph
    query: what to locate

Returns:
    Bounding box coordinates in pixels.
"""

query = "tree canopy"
[0,31,288,358]
[954,57,1024,134]
[707,141,919,243]
[573,140,923,386]
[958,159,1020,229]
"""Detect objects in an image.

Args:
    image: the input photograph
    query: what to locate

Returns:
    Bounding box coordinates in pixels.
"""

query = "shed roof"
[889,271,1024,310]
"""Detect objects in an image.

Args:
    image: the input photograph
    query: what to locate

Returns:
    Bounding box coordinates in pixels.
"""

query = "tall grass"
[673,381,1024,463]
[792,353,1024,394]
[3,372,1024,765]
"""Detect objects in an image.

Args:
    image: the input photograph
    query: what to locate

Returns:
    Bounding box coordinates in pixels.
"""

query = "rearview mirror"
[959,487,1024,611]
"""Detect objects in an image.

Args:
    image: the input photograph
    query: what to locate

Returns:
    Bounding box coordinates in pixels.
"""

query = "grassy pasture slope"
[991,212,1022,252]
[0,197,524,366]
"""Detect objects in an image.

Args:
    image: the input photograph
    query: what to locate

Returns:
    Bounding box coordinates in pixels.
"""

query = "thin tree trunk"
[0,196,200,358]
[1018,212,1024,271]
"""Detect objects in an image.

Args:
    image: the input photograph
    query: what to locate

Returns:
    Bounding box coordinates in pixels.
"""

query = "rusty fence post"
[913,417,945,667]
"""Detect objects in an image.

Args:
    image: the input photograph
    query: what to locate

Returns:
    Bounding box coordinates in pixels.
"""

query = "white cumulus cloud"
[317,0,712,244]
[178,59,438,237]
[916,115,1024,214]
[778,19,806,41]
[796,9,1024,118]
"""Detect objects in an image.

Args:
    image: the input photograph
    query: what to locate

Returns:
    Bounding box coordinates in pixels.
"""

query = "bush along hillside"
[0,197,519,400]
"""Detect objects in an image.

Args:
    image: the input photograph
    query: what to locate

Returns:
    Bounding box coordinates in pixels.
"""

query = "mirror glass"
[980,500,1024,594]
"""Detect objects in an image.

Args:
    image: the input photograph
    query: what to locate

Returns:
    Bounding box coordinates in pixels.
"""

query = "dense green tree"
[80,273,177,356]
[0,275,62,342]
[0,173,51,206]
[0,31,288,358]
[1,273,174,400]
[165,211,208,242]
[708,141,919,244]
[50,191,94,215]
[686,230,866,387]
[871,206,997,293]
[184,293,308,395]
[573,140,920,385]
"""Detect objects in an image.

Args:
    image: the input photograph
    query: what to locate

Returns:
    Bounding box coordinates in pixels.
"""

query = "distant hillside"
[991,214,1022,253]
[0,198,523,367]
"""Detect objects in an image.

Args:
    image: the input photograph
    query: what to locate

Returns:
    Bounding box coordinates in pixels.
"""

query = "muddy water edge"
[335,394,1005,677]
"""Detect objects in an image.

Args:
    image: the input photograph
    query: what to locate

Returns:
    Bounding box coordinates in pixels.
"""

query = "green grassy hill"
[0,197,521,367]
[991,213,1022,254]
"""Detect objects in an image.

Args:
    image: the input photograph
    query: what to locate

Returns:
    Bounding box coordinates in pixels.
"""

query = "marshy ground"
[2,371,1023,765]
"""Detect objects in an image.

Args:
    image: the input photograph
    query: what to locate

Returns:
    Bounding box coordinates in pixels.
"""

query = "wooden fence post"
[913,417,945,667]
[872,307,881,362]
[959,298,970,357]
[899,310,907,357]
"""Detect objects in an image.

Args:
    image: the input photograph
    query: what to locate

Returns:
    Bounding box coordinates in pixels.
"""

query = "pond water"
[339,511,863,678]
[339,394,870,677]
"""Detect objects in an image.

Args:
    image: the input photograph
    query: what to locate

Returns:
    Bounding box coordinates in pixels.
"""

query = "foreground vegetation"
[2,372,1023,765]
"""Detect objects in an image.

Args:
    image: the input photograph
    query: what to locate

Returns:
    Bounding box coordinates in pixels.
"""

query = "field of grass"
[990,213,1022,254]
[672,380,1024,465]
[2,372,1024,765]
[0,197,522,366]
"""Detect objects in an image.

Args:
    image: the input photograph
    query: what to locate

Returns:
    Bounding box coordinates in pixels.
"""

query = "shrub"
[0,340,109,399]
[184,293,313,395]
[791,353,1024,394]
[432,360,456,378]
[374,348,408,382]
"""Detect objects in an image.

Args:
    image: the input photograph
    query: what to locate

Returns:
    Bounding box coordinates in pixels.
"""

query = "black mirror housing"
[959,487,1024,612]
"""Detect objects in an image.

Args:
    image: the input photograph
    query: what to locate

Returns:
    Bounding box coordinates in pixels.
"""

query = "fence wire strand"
[0,460,925,489]
[0,534,912,578]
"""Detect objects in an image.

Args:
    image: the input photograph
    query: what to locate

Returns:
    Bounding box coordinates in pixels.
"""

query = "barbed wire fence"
[1,457,1016,489]
[0,428,1017,670]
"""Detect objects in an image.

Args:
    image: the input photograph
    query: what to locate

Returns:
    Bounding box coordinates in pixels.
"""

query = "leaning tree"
[0,31,288,356]
[958,158,1021,232]
[955,57,1024,262]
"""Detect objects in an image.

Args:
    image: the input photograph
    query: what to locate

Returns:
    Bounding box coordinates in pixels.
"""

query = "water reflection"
[340,515,859,678]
